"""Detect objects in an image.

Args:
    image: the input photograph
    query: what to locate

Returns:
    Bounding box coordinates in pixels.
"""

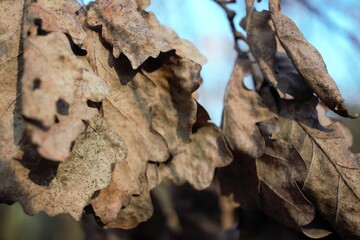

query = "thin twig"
[214,0,247,55]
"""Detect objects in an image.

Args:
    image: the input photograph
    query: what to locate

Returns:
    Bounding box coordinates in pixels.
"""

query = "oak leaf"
[159,122,233,190]
[220,51,359,238]
[270,10,358,118]
[143,55,201,155]
[0,115,126,220]
[86,0,172,69]
[81,22,169,225]
[22,32,109,161]
[222,59,274,158]
[25,0,86,47]
[242,10,278,87]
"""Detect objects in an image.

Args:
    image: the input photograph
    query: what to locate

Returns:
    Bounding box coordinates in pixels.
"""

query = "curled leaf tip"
[335,103,359,119]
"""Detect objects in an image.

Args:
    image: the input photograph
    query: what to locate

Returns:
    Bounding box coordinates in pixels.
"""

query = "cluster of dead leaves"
[218,0,360,239]
[1,0,359,238]
[0,0,232,229]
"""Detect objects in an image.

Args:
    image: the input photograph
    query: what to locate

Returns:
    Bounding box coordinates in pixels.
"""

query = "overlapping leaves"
[0,0,232,230]
[218,0,360,239]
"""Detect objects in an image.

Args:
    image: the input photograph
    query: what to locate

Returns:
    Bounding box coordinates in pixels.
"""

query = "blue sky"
[79,0,360,124]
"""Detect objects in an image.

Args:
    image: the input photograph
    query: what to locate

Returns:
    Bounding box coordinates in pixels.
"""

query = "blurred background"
[1,0,359,239]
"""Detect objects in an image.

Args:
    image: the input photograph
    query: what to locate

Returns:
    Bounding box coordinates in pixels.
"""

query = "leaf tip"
[334,103,359,119]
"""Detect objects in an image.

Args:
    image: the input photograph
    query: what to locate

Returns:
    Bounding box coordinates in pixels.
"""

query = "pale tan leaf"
[21,32,108,161]
[86,0,172,69]
[0,0,25,160]
[0,115,126,220]
[25,0,86,47]
[270,11,358,118]
[130,0,150,10]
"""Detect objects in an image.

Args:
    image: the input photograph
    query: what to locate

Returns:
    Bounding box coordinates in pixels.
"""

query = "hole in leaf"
[87,100,102,110]
[243,75,255,90]
[32,78,41,90]
[56,98,69,115]
[54,115,60,123]
[34,18,50,36]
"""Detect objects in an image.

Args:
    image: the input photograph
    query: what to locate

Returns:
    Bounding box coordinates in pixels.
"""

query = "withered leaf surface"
[222,58,274,158]
[81,21,169,225]
[242,10,278,87]
[130,0,150,10]
[143,55,201,155]
[25,0,86,47]
[0,115,126,220]
[258,97,360,238]
[270,11,358,118]
[159,123,233,190]
[103,164,157,229]
[223,91,360,238]
[143,12,207,65]
[22,32,109,161]
[0,0,25,163]
[86,0,172,69]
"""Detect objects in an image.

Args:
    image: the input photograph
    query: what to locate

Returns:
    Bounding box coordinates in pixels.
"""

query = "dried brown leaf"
[242,10,278,87]
[223,91,360,238]
[21,32,108,161]
[257,97,360,238]
[222,58,274,158]
[103,164,157,229]
[0,0,25,163]
[105,191,153,229]
[86,0,172,69]
[0,115,126,220]
[81,22,169,225]
[24,0,86,47]
[130,0,150,10]
[143,11,207,65]
[159,123,233,190]
[143,55,201,155]
[270,11,358,118]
